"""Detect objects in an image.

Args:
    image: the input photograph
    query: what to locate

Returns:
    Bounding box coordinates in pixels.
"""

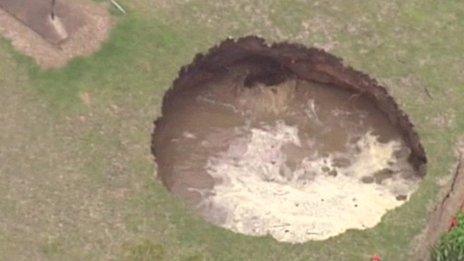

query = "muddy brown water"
[152,37,426,242]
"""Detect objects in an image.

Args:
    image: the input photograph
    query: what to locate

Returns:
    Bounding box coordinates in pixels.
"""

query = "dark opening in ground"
[152,36,427,243]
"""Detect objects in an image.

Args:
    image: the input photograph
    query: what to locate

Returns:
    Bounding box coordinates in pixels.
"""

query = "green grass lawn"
[433,213,464,261]
[1,0,464,260]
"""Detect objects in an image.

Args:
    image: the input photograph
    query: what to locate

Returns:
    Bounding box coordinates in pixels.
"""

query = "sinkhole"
[151,36,427,243]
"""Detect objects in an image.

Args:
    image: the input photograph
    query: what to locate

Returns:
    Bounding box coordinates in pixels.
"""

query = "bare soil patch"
[152,36,427,242]
[0,0,113,69]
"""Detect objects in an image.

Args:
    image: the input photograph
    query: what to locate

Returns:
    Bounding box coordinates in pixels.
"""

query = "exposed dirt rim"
[152,36,427,178]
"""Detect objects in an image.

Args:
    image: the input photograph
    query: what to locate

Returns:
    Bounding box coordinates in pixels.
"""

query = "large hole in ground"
[152,37,427,243]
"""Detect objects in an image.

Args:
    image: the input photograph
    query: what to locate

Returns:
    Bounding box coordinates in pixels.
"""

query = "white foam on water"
[202,121,420,243]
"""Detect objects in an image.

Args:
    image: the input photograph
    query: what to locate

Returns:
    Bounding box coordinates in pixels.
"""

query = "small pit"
[152,37,427,243]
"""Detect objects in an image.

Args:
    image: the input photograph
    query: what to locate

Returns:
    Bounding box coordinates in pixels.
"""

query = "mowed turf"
[1,0,464,260]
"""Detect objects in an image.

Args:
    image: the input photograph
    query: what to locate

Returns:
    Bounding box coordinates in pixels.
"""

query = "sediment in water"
[151,36,427,243]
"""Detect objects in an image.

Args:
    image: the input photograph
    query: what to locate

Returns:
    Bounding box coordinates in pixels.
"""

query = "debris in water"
[152,36,427,243]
